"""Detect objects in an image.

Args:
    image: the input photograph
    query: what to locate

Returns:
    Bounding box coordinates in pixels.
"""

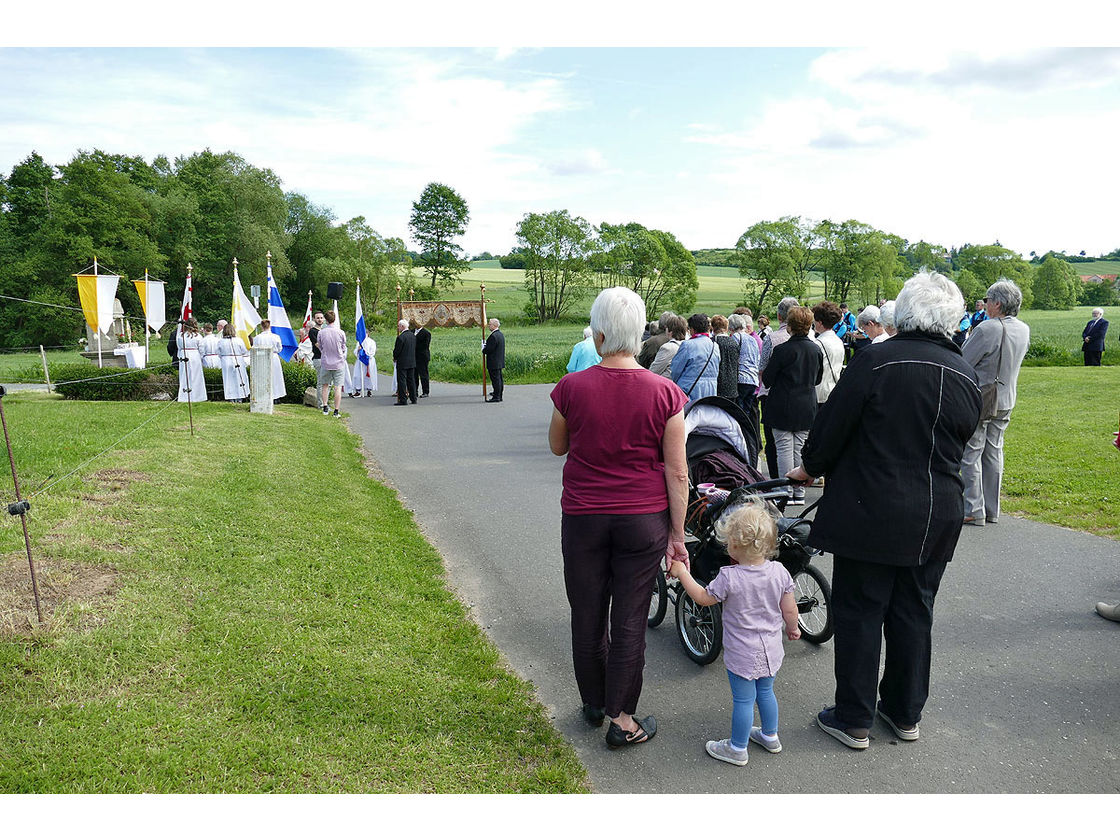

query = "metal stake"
[0,387,44,624]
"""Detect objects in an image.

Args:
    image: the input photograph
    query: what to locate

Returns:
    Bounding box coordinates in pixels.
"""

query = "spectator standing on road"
[567,326,602,374]
[961,280,1031,526]
[638,312,674,368]
[669,499,800,766]
[760,306,822,506]
[1082,308,1109,366]
[812,301,845,409]
[548,286,689,750]
[649,315,688,377]
[393,318,418,406]
[308,311,325,376]
[969,299,989,332]
[483,318,506,403]
[669,314,721,406]
[879,301,898,339]
[758,297,799,478]
[414,320,432,396]
[316,310,347,417]
[788,270,981,750]
[711,315,740,400]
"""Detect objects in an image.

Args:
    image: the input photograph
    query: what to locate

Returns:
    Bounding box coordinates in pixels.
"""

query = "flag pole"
[144,268,150,368]
[94,255,103,368]
[481,283,488,400]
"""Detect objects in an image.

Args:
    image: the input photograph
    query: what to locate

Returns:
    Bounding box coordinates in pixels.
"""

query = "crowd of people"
[549,271,1059,764]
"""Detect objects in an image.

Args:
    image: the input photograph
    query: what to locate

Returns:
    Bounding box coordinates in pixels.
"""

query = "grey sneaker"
[816,706,870,750]
[705,738,749,766]
[749,726,782,753]
[877,703,919,741]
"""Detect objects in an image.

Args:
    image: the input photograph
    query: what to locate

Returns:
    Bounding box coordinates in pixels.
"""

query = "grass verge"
[1001,366,1120,539]
[0,393,587,792]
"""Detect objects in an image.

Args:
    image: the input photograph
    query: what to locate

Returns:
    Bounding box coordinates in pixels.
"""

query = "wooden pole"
[144,269,150,369]
[0,389,43,624]
[39,346,51,393]
[94,256,103,368]
[481,284,489,400]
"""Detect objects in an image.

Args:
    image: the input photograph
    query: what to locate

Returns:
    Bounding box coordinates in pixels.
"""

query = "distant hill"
[690,248,738,268]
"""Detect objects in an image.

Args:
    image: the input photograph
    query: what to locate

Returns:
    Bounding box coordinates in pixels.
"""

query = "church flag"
[75,272,120,336]
[231,260,261,350]
[266,256,298,362]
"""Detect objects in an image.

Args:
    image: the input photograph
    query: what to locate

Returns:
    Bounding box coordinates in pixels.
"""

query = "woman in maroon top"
[549,286,690,749]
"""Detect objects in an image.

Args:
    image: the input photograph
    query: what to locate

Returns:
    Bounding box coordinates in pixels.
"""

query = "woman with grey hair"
[875,301,895,341]
[549,286,689,749]
[788,271,981,750]
[856,305,886,345]
[960,279,1031,526]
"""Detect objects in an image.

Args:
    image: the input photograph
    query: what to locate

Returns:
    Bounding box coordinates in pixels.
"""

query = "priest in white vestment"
[251,319,287,401]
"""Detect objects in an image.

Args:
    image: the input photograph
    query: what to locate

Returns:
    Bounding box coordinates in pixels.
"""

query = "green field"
[0,394,587,792]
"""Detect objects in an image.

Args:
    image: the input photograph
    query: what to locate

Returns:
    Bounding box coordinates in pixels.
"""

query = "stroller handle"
[742,478,793,492]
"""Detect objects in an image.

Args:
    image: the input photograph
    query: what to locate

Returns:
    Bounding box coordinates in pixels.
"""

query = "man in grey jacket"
[960,279,1031,525]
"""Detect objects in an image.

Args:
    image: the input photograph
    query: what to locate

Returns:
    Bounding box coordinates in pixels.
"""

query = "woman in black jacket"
[788,271,982,751]
[760,305,822,506]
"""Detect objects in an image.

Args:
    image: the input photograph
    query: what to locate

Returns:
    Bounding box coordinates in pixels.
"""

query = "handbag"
[978,319,1006,422]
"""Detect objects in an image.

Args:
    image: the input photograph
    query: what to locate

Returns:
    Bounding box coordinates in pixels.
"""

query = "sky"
[3,12,1120,261]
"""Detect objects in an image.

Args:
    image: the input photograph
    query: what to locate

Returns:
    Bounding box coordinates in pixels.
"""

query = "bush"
[51,363,175,401]
[280,361,317,403]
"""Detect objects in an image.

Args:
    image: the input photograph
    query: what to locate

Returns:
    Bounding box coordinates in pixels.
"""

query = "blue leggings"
[727,670,778,750]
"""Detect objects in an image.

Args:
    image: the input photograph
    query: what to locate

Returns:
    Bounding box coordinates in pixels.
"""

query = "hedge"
[51,360,318,403]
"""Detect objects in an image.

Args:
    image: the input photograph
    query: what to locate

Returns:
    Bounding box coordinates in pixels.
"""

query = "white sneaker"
[705,738,749,766]
[749,726,782,753]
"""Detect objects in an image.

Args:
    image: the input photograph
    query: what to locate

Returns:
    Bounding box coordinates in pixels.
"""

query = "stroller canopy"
[684,396,759,466]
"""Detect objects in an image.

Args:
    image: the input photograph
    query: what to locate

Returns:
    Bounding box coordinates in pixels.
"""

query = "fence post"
[39,345,52,393]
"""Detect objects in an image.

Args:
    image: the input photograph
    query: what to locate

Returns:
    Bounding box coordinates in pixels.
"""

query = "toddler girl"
[670,498,800,766]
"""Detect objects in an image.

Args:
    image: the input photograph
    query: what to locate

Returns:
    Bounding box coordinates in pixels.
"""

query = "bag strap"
[993,318,1006,385]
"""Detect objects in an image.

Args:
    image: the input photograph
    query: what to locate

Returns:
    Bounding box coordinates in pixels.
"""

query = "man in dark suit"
[1082,308,1109,366]
[482,318,505,402]
[392,318,418,405]
[413,320,432,397]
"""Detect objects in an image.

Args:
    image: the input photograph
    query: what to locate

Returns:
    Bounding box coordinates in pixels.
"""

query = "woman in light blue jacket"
[669,313,721,405]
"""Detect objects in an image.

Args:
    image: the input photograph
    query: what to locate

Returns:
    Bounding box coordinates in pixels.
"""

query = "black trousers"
[416,359,430,394]
[488,367,504,400]
[759,396,778,479]
[561,511,667,718]
[396,366,417,403]
[831,555,948,730]
[1083,350,1102,366]
[736,385,761,462]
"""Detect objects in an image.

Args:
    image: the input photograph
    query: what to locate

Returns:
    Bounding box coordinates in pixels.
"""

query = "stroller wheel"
[793,564,833,644]
[675,590,723,665]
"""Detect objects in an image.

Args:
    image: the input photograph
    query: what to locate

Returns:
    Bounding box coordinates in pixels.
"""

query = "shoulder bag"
[978,319,1006,422]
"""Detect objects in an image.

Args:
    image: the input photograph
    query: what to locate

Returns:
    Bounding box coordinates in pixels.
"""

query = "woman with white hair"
[879,301,897,339]
[566,325,602,373]
[549,287,689,749]
[856,305,886,346]
[788,271,981,750]
[961,279,1031,526]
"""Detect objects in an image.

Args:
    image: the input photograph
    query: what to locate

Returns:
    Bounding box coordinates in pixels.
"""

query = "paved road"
[346,375,1120,793]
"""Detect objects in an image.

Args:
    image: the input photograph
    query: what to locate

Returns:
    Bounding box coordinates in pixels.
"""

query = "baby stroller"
[647,396,833,665]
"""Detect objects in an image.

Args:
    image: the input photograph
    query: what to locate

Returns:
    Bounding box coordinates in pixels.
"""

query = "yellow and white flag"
[132,276,167,332]
[231,262,261,349]
[75,273,120,335]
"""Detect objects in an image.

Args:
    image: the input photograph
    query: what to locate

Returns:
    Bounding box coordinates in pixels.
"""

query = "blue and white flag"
[266,257,298,362]
[355,281,371,367]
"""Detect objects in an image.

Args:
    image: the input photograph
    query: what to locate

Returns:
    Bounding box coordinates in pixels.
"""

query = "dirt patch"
[0,551,119,638]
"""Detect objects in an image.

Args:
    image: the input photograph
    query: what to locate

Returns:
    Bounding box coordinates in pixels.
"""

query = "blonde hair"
[714,498,778,560]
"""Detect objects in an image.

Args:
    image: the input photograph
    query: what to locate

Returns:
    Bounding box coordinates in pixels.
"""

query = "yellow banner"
[133,279,147,315]
[399,300,486,328]
[77,274,100,332]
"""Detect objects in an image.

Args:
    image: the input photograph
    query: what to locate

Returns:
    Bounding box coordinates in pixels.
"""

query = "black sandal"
[606,715,657,749]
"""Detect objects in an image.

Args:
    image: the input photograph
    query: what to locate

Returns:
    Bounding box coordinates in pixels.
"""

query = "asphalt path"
[346,374,1120,794]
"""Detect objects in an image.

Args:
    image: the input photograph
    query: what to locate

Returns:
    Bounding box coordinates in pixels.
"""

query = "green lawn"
[0,394,587,792]
[1000,365,1120,539]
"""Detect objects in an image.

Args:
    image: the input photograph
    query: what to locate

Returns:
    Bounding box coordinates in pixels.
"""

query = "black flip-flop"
[606,715,657,749]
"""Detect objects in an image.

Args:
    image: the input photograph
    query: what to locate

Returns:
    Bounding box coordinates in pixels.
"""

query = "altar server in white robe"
[350,338,377,396]
[176,318,207,403]
[251,319,287,401]
[199,323,222,369]
[218,323,250,401]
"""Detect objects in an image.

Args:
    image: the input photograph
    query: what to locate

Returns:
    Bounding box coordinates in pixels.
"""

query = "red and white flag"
[178,268,193,334]
[302,290,313,331]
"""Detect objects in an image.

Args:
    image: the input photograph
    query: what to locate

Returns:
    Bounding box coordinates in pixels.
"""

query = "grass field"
[0,394,587,792]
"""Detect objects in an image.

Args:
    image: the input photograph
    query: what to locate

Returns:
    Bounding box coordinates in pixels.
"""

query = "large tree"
[953,243,1034,307]
[815,219,898,305]
[515,210,596,323]
[595,222,698,318]
[734,217,811,312]
[408,182,470,294]
[1032,255,1080,310]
